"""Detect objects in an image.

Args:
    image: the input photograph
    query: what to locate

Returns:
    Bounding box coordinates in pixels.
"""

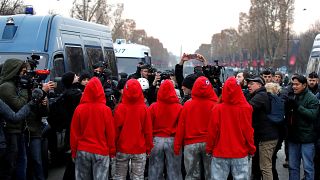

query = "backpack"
[267,93,285,124]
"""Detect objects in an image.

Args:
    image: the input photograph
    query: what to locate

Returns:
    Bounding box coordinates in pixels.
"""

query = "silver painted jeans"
[75,151,110,180]
[148,137,182,180]
[114,152,146,180]
[184,142,211,180]
[210,156,250,180]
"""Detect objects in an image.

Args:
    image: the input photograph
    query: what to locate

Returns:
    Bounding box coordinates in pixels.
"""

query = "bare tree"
[0,0,25,15]
[70,0,114,25]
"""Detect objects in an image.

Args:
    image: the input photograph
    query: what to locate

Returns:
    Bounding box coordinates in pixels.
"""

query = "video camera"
[19,54,50,89]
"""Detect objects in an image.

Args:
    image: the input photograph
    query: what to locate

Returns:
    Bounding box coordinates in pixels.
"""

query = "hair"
[292,75,307,84]
[265,82,281,94]
[262,69,272,75]
[308,71,319,79]
[274,71,283,79]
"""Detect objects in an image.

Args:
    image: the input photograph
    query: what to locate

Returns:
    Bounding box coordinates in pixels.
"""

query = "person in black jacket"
[61,72,82,180]
[247,76,279,180]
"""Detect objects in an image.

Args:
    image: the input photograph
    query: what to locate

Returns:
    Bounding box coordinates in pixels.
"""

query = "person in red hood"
[206,77,256,180]
[70,77,115,180]
[148,80,183,180]
[174,76,218,179]
[113,79,153,179]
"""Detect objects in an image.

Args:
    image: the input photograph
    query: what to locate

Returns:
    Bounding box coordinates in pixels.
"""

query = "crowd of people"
[0,53,319,180]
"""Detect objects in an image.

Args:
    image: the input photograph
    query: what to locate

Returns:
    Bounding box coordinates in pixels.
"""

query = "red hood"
[80,77,105,104]
[221,77,248,106]
[191,76,218,101]
[122,79,145,105]
[157,80,179,104]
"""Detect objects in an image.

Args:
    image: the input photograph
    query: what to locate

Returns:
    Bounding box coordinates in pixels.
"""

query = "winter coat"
[63,84,82,149]
[0,100,31,149]
[149,80,182,137]
[0,59,28,133]
[206,77,256,158]
[287,88,319,143]
[70,77,116,158]
[174,76,218,155]
[114,79,153,154]
[248,86,279,142]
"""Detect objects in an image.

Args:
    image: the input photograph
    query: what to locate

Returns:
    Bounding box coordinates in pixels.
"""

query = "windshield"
[306,56,320,75]
[0,53,48,70]
[117,57,144,75]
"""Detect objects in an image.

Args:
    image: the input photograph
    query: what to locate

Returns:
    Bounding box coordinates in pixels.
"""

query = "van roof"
[0,14,112,53]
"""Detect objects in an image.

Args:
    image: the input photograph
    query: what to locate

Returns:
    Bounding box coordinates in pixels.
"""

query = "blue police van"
[0,13,118,81]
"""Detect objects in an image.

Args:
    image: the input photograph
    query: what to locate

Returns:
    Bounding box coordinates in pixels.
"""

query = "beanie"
[182,74,198,90]
[62,71,76,88]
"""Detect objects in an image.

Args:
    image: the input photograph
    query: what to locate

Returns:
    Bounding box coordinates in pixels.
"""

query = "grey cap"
[246,76,265,85]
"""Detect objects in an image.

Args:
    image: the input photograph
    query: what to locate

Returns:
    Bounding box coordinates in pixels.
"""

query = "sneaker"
[283,161,289,168]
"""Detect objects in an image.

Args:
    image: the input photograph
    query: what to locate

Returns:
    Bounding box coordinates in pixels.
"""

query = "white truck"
[114,39,151,75]
[306,34,320,75]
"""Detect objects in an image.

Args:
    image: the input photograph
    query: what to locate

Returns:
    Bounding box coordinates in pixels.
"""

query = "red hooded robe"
[114,79,153,154]
[174,76,218,155]
[70,77,116,158]
[149,80,182,137]
[206,77,256,158]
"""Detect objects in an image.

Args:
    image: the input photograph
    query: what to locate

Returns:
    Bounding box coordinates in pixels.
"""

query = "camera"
[19,54,50,89]
[187,54,199,60]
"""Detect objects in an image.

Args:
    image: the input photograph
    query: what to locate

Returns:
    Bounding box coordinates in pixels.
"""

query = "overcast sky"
[24,0,320,56]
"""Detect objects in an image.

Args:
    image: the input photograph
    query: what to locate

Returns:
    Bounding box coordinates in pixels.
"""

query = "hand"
[179,53,189,65]
[42,81,56,92]
[72,158,75,163]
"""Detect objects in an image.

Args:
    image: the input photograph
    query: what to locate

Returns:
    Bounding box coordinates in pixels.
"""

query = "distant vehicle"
[306,34,320,75]
[114,39,151,75]
[0,12,118,82]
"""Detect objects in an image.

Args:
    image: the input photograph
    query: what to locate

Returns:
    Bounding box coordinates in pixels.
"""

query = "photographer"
[0,58,29,179]
[93,62,119,110]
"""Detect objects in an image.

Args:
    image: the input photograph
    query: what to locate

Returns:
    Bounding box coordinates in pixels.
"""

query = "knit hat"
[182,74,198,90]
[62,71,76,88]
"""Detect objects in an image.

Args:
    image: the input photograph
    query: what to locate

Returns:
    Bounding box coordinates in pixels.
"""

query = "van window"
[104,48,117,75]
[52,57,65,78]
[85,46,104,70]
[65,45,85,74]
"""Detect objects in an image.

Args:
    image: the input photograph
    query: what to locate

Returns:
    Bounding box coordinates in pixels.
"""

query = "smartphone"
[187,54,198,59]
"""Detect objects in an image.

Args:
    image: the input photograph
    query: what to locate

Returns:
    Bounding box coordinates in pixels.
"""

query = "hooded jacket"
[70,77,115,158]
[174,76,218,154]
[114,79,153,154]
[149,80,182,137]
[206,77,256,158]
[0,59,28,133]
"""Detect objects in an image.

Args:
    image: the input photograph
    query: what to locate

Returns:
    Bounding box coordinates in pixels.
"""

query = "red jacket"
[206,77,256,158]
[174,76,218,155]
[114,79,153,154]
[149,80,182,137]
[70,77,115,158]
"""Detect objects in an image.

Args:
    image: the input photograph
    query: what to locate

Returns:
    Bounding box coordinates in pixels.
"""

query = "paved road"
[48,144,301,180]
